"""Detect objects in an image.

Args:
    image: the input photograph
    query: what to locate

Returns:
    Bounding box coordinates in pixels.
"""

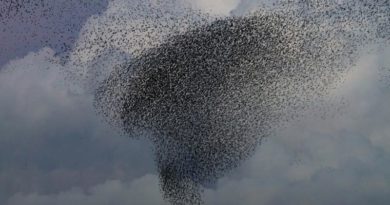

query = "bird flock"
[94,1,388,204]
[2,0,389,204]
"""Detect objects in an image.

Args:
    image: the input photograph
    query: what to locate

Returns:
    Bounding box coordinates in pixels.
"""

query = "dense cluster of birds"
[2,0,389,204]
[96,1,389,204]
[94,1,388,204]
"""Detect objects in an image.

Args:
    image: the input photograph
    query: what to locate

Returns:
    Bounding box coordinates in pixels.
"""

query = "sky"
[1,0,390,205]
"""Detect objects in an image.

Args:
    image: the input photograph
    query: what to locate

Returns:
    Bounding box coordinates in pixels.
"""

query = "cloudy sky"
[1,0,390,205]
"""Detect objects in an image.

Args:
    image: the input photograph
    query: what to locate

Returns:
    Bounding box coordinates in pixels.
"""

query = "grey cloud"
[0,1,389,204]
[0,49,155,204]
[7,175,166,205]
[202,49,390,205]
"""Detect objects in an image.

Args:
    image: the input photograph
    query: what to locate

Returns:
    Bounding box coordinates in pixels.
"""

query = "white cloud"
[190,0,241,16]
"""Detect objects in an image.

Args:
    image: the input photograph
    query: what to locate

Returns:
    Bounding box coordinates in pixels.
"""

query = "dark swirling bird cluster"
[93,1,389,204]
[3,0,388,205]
[93,0,389,204]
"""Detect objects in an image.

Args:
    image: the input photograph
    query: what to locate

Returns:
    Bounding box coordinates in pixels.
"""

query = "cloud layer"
[0,0,389,204]
[0,49,155,204]
[2,47,389,205]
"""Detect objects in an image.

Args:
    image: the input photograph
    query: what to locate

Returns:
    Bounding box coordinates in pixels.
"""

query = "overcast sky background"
[1,0,390,205]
